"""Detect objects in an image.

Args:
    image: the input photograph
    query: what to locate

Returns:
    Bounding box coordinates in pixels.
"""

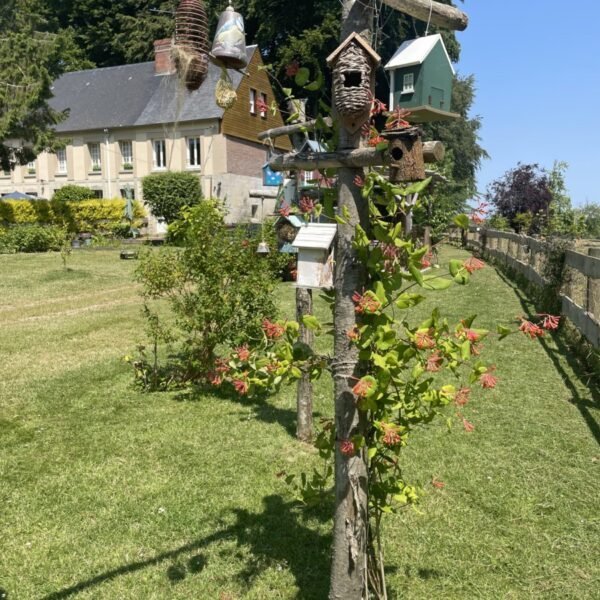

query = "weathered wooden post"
[587,248,600,320]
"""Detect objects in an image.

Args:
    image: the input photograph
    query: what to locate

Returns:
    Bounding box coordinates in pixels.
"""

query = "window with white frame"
[27,161,36,174]
[88,143,101,171]
[402,73,414,94]
[119,141,133,169]
[153,139,167,169]
[56,148,67,174]
[187,137,201,168]
[249,88,257,114]
[260,92,268,118]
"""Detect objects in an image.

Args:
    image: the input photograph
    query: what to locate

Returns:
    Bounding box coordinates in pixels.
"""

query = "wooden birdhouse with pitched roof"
[327,33,381,133]
[384,34,458,123]
[292,223,337,289]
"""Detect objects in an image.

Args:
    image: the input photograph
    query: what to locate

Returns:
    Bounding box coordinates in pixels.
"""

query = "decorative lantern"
[292,223,337,289]
[211,2,248,71]
[326,32,381,133]
[381,126,426,183]
[174,0,210,91]
[256,241,270,255]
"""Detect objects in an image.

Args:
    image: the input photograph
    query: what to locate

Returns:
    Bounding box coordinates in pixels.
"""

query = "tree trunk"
[296,286,314,442]
[329,2,373,599]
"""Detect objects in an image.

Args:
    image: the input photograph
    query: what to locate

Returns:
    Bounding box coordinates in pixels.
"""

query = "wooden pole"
[587,248,600,320]
[267,142,444,171]
[296,286,314,442]
[258,117,334,142]
[329,2,373,599]
[381,0,468,31]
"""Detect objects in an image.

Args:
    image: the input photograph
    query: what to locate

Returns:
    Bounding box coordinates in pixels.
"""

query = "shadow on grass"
[176,384,322,440]
[41,495,330,600]
[495,269,600,446]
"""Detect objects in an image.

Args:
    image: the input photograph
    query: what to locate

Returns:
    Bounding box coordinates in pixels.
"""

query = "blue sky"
[456,1,600,206]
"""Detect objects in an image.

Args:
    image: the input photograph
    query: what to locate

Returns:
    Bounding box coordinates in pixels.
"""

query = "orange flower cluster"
[352,291,382,314]
[262,318,285,339]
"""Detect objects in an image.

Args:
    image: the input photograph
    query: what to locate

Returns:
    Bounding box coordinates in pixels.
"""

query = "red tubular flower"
[519,318,545,339]
[346,326,360,342]
[262,319,285,339]
[480,367,498,389]
[299,196,316,214]
[420,252,433,269]
[353,175,365,188]
[352,377,374,399]
[462,418,475,432]
[539,314,561,331]
[426,351,443,372]
[370,97,387,116]
[385,107,412,130]
[340,439,356,457]
[454,387,471,407]
[415,331,436,350]
[207,371,222,386]
[278,205,291,217]
[285,60,300,78]
[464,257,485,274]
[463,329,480,343]
[368,134,385,147]
[352,291,382,315]
[381,423,401,447]
[233,379,249,395]
[236,345,251,362]
[214,358,230,374]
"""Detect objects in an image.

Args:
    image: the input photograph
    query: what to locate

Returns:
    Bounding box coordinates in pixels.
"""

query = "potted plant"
[27,168,36,175]
[123,163,133,171]
[92,165,101,172]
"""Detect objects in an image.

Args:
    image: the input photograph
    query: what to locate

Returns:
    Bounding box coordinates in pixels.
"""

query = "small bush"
[52,199,145,232]
[52,184,95,203]
[142,171,201,223]
[0,199,53,225]
[0,224,65,253]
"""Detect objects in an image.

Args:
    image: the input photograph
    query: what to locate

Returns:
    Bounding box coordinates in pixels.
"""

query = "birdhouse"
[292,223,337,289]
[384,34,458,123]
[262,163,284,187]
[381,126,426,182]
[174,0,210,91]
[326,33,381,133]
[211,2,248,71]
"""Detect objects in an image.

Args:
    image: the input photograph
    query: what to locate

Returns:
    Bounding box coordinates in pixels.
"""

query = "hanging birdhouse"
[381,126,426,183]
[292,223,337,289]
[211,2,248,71]
[262,163,284,187]
[174,0,210,91]
[384,34,458,123]
[326,33,381,133]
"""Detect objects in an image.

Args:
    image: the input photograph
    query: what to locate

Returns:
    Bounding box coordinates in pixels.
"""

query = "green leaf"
[282,87,293,97]
[302,315,322,331]
[449,259,463,277]
[304,72,323,91]
[368,447,378,459]
[496,324,515,340]
[295,67,310,87]
[334,214,348,225]
[408,263,424,286]
[422,276,452,290]
[396,293,426,309]
[375,141,389,152]
[453,214,470,230]
[373,281,387,304]
[402,177,431,196]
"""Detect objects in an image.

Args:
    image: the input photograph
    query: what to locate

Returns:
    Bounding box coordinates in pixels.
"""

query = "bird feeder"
[174,0,210,91]
[384,34,458,123]
[292,223,337,289]
[381,126,426,183]
[326,32,381,133]
[262,163,284,187]
[211,2,248,71]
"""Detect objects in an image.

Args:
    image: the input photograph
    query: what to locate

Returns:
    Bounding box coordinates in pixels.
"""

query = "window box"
[123,163,133,171]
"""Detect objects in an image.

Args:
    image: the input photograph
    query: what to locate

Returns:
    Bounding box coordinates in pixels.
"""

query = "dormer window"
[402,73,414,94]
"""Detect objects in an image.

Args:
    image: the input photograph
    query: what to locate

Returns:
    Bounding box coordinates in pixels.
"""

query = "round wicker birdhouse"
[326,33,381,134]
[174,0,210,91]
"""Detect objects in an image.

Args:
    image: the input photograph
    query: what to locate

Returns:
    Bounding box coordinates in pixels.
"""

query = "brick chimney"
[154,39,174,75]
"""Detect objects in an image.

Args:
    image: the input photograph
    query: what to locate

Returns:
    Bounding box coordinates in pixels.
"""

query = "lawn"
[0,247,598,599]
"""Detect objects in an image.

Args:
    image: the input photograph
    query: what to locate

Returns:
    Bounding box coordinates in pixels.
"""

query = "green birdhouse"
[384,34,458,123]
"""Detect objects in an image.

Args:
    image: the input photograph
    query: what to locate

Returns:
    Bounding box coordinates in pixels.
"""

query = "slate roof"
[384,34,455,75]
[50,46,257,133]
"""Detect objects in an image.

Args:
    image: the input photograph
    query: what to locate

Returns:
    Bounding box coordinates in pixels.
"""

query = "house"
[0,40,291,225]
[384,34,458,122]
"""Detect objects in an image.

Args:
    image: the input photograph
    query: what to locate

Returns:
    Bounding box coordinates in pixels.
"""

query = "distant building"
[0,40,291,225]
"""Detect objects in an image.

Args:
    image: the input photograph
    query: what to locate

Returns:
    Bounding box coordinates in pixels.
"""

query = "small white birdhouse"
[292,223,337,289]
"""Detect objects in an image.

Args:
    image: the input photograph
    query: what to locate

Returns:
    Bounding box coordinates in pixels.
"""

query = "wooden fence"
[448,228,600,349]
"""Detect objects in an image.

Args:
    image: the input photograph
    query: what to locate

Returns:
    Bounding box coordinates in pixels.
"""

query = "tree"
[0,1,90,171]
[142,171,202,223]
[486,163,553,234]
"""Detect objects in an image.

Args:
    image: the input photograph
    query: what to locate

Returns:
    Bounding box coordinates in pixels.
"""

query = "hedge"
[0,198,145,232]
[0,224,65,253]
[142,171,202,223]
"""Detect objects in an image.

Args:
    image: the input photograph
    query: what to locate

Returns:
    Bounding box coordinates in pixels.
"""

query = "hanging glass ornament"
[174,0,210,91]
[211,2,248,71]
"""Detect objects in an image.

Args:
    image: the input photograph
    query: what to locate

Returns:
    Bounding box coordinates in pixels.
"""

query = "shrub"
[52,184,95,203]
[0,199,53,225]
[133,200,280,386]
[52,199,145,232]
[142,171,201,223]
[0,224,65,253]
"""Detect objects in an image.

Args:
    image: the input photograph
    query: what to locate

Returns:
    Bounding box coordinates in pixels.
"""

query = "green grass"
[0,247,598,599]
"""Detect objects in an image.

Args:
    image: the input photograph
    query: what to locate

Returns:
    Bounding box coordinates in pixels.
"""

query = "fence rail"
[448,228,600,349]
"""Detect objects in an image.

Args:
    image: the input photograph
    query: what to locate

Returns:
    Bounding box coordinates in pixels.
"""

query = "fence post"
[587,248,600,320]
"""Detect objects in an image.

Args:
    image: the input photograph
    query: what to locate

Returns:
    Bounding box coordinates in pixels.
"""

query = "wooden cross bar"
[381,0,468,31]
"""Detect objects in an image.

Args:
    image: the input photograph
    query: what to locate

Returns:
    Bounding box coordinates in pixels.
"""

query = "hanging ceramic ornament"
[211,2,248,71]
[173,0,210,91]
